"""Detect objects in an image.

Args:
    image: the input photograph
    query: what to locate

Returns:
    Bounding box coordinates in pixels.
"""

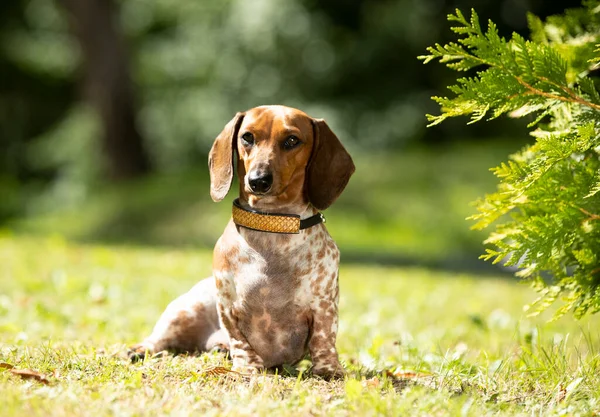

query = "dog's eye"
[241,132,254,146]
[283,136,301,150]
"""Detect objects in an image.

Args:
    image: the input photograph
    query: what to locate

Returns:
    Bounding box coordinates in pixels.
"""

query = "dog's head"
[209,105,355,211]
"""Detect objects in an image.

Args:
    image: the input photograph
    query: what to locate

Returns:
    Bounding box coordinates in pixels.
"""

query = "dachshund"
[129,105,355,378]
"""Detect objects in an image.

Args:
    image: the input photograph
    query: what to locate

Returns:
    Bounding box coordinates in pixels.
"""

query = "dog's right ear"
[209,112,245,202]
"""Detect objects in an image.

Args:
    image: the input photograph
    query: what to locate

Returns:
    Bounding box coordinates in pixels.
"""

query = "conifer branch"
[515,76,600,111]
[424,4,600,318]
[579,207,600,221]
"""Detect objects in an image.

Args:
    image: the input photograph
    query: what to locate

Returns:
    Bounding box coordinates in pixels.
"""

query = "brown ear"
[307,119,355,210]
[208,112,245,202]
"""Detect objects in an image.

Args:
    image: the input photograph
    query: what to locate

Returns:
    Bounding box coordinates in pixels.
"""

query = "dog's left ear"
[209,112,245,202]
[307,119,355,210]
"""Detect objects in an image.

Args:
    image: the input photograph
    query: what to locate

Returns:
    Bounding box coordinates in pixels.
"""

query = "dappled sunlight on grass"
[1,235,599,415]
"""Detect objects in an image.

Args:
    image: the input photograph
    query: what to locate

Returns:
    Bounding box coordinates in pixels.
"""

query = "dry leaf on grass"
[9,368,51,384]
[202,366,238,377]
[362,377,380,388]
[200,366,277,380]
[386,370,430,379]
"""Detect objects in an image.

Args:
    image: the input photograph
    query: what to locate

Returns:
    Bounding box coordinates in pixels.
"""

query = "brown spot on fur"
[317,244,327,260]
[310,334,326,346]
[161,305,213,353]
[294,264,310,276]
[258,319,269,332]
[310,279,319,295]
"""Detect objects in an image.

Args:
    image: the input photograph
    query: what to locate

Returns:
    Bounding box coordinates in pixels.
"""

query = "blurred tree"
[0,0,75,220]
[0,0,586,220]
[58,0,151,180]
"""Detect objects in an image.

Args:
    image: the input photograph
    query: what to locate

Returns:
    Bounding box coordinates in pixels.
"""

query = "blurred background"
[0,0,581,270]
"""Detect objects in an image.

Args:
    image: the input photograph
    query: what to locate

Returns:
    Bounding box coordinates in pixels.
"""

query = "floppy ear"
[307,119,355,210]
[208,112,245,202]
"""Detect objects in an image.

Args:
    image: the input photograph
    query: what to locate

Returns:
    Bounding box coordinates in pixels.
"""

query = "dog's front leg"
[217,301,264,373]
[308,282,344,379]
[213,231,264,374]
[214,267,263,373]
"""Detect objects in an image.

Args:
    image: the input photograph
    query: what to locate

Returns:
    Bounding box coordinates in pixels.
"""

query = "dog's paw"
[312,364,345,380]
[209,343,229,355]
[231,364,264,375]
[127,344,154,363]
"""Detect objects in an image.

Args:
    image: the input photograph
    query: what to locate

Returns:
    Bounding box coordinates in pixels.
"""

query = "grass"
[1,233,600,416]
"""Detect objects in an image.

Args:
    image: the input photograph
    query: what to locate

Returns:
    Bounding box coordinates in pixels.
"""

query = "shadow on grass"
[342,249,509,276]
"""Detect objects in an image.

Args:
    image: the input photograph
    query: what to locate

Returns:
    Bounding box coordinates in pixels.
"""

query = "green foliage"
[1,0,444,173]
[421,2,600,318]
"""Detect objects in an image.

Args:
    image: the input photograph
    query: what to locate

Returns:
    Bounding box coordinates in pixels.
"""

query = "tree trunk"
[59,0,151,180]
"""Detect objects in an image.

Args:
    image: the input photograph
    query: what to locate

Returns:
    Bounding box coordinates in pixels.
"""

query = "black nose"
[248,172,273,193]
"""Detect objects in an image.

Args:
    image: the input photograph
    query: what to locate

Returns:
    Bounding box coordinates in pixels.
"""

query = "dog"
[128,105,355,378]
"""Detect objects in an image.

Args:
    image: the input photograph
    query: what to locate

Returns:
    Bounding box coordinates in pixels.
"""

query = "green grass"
[1,234,599,416]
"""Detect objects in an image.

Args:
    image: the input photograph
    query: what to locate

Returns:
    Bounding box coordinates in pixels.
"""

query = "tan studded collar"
[232,198,325,234]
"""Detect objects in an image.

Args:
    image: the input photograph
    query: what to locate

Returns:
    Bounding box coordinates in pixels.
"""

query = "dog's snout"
[248,172,273,194]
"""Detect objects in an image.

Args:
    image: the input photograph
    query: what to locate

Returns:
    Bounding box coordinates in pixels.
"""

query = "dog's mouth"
[244,180,287,198]
[246,189,270,196]
[245,182,292,207]
[245,186,271,197]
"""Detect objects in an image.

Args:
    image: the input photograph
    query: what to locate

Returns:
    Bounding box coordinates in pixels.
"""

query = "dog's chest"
[213,222,339,366]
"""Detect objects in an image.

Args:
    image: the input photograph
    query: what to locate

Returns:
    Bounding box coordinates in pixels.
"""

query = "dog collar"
[232,198,325,234]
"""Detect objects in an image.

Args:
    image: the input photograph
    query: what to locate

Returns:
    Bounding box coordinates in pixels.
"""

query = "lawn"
[1,234,599,416]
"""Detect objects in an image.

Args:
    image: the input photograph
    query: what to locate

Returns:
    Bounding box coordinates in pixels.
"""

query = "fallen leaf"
[0,362,15,370]
[10,369,50,384]
[392,371,417,378]
[200,366,275,379]
[201,366,244,378]
[362,377,380,388]
[386,370,430,379]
